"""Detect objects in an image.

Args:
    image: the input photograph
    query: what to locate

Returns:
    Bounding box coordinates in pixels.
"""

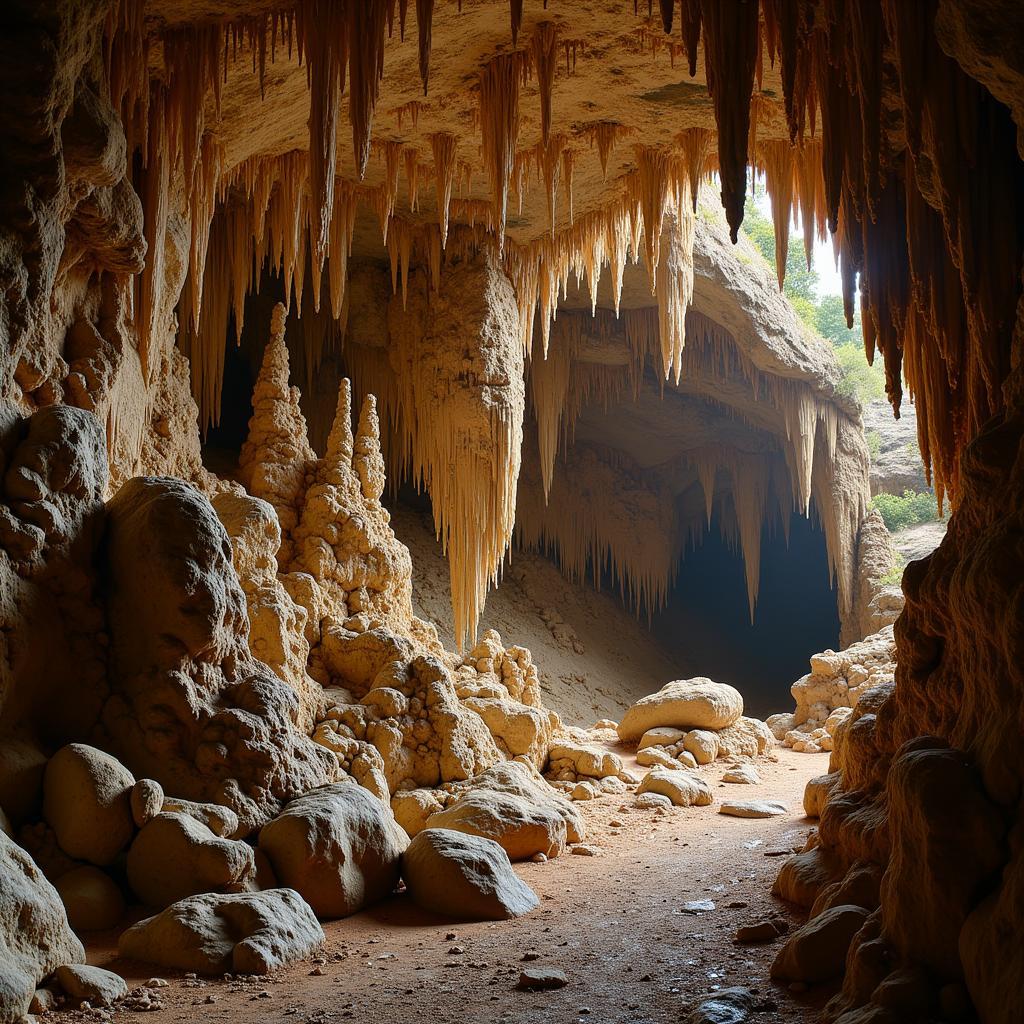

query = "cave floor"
[51,749,829,1024]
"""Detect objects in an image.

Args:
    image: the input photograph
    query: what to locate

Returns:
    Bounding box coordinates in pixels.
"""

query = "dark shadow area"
[651,512,840,719]
[200,326,253,476]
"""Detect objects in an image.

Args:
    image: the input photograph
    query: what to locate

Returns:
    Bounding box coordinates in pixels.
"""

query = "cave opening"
[652,510,839,720]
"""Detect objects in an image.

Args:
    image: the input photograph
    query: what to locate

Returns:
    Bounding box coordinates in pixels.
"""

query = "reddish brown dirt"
[49,749,831,1024]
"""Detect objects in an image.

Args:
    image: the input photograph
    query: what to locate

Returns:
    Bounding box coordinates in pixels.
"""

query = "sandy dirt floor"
[48,748,831,1024]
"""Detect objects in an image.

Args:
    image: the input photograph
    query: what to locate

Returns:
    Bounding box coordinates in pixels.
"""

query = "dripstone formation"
[0,2,1021,1023]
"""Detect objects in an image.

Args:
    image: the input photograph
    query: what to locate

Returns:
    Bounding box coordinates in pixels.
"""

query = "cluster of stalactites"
[525,303,856,621]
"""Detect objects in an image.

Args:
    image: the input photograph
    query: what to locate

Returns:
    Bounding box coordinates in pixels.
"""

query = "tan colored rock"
[43,743,135,866]
[682,729,720,765]
[126,812,255,909]
[55,865,125,932]
[617,678,744,741]
[426,761,584,860]
[722,764,760,785]
[402,828,539,920]
[160,797,240,839]
[636,767,713,807]
[770,904,870,984]
[719,799,787,819]
[54,964,127,1008]
[546,741,623,779]
[119,889,324,975]
[636,745,680,770]
[0,830,84,1022]
[258,782,408,919]
[130,779,164,828]
[391,788,446,838]
[638,727,686,750]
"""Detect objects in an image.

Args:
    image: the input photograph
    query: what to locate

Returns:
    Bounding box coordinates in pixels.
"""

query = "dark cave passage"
[651,512,839,719]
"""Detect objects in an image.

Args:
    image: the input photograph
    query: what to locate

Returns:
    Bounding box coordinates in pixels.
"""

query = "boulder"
[118,889,324,975]
[636,767,713,807]
[130,779,164,828]
[54,964,127,1008]
[42,743,135,866]
[636,745,680,770]
[683,729,720,764]
[0,830,84,1022]
[161,796,240,838]
[722,764,760,784]
[546,741,623,779]
[55,865,125,931]
[391,788,446,838]
[402,828,539,920]
[719,799,787,818]
[425,761,583,860]
[126,812,254,908]
[638,727,685,750]
[682,986,757,1023]
[617,679,743,741]
[770,904,870,984]
[258,782,408,919]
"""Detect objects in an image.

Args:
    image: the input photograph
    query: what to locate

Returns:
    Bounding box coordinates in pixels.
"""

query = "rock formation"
[0,2,1019,1022]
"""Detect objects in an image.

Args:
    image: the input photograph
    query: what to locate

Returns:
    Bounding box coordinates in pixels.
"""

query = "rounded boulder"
[403,828,539,920]
[43,744,135,866]
[258,782,408,919]
[617,679,743,742]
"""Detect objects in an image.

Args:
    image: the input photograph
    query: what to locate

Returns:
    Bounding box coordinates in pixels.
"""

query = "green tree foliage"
[870,490,941,532]
[740,187,886,409]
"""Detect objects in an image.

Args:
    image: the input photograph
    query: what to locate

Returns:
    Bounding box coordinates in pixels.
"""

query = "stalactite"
[328,180,358,320]
[531,22,559,146]
[504,0,523,43]
[633,144,671,287]
[529,316,578,500]
[759,139,795,289]
[415,0,434,94]
[675,127,715,211]
[678,0,702,77]
[479,52,525,254]
[404,147,420,211]
[135,83,171,383]
[430,131,458,248]
[561,146,577,226]
[301,1,347,297]
[344,0,390,178]
[730,455,768,621]
[586,122,635,178]
[699,0,759,241]
[655,182,696,383]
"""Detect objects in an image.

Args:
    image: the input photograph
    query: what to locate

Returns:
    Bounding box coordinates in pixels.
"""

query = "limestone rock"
[426,761,584,860]
[636,767,713,807]
[0,830,84,1022]
[771,904,870,984]
[617,678,744,741]
[517,966,568,990]
[54,865,125,931]
[683,728,721,764]
[130,779,164,829]
[118,889,324,975]
[403,828,539,920]
[101,477,336,836]
[722,764,760,784]
[127,812,255,908]
[258,782,408,919]
[634,792,674,810]
[160,796,240,838]
[391,788,446,838]
[42,743,135,866]
[636,745,681,770]
[54,964,127,1008]
[546,740,623,779]
[719,799,788,819]
[682,986,757,1023]
[638,726,686,750]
